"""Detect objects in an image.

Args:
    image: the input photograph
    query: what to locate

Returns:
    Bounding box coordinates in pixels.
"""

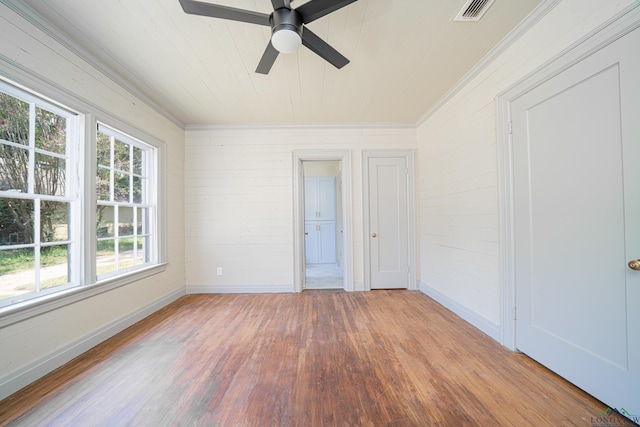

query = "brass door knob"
[371,233,377,238]
[629,260,640,271]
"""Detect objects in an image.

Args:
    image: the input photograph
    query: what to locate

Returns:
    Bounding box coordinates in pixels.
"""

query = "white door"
[318,222,336,263]
[512,28,640,414]
[368,157,409,289]
[304,177,336,221]
[304,222,320,264]
[317,178,336,221]
[304,179,318,221]
[305,222,336,264]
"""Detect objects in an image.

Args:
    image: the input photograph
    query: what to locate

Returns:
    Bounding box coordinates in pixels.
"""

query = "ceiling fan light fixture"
[270,8,303,54]
[271,28,302,53]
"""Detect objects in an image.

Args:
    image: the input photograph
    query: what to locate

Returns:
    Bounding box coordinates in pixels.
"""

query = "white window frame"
[0,82,82,308]
[95,122,158,280]
[0,74,167,328]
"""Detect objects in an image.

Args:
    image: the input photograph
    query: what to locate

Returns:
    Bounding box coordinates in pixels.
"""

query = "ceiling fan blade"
[296,0,358,24]
[255,41,280,74]
[301,27,349,69]
[179,0,270,26]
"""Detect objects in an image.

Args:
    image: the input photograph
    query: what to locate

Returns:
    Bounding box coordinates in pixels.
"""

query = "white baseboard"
[0,288,185,401]
[186,284,294,294]
[419,281,500,342]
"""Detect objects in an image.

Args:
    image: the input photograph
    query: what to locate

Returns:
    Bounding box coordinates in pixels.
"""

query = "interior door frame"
[496,6,639,350]
[293,150,353,292]
[362,150,417,291]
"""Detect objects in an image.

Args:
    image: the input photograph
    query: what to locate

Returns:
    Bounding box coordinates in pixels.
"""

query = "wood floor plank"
[0,291,633,426]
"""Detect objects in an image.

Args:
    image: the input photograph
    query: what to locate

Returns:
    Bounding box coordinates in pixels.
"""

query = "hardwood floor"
[0,291,631,426]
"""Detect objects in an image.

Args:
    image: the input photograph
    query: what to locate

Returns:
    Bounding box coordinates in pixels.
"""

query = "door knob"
[371,233,377,238]
[629,259,640,271]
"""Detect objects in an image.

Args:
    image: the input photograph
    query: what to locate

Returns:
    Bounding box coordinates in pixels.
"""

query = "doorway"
[293,150,353,292]
[303,161,343,289]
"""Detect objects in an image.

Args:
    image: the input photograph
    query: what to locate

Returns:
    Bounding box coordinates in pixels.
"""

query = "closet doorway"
[303,161,343,289]
[292,150,353,292]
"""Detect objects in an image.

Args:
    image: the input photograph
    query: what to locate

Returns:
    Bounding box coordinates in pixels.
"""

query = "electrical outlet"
[217,267,222,276]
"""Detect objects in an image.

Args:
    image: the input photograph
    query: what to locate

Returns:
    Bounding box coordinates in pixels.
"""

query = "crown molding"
[184,122,417,132]
[0,0,185,130]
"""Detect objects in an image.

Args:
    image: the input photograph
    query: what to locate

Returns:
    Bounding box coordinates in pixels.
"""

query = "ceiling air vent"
[454,0,496,21]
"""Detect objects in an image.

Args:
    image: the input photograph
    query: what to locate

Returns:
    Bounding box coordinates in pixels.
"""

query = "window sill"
[0,263,167,328]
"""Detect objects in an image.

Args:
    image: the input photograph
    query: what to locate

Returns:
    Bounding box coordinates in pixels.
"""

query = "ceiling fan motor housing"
[270,8,303,53]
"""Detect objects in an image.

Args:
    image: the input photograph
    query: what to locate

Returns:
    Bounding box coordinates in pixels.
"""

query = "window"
[0,79,164,314]
[96,124,156,279]
[0,86,79,307]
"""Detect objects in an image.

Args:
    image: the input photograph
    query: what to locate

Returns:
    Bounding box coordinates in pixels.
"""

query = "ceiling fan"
[178,0,358,74]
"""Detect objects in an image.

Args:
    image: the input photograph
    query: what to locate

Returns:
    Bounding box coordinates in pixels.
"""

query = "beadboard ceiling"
[22,0,542,126]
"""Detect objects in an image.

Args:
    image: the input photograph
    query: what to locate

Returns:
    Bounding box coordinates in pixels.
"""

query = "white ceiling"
[22,0,542,126]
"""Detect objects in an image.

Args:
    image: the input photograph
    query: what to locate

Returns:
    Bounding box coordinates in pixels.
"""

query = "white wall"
[416,0,637,340]
[184,126,416,292]
[0,4,185,398]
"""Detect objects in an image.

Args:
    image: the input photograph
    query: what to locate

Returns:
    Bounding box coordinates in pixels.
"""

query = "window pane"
[136,207,146,235]
[0,198,34,245]
[119,207,133,237]
[118,237,135,270]
[133,146,142,175]
[97,131,111,167]
[136,236,148,265]
[97,167,110,201]
[40,244,70,290]
[0,248,35,303]
[114,172,130,202]
[119,236,134,252]
[35,107,66,155]
[35,153,65,196]
[0,144,28,193]
[132,176,143,203]
[41,201,69,242]
[0,92,29,146]
[96,205,114,238]
[97,239,116,276]
[114,139,129,172]
[0,247,34,275]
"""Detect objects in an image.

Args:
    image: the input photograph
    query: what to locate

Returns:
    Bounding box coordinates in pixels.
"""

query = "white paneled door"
[305,222,337,264]
[305,177,336,221]
[512,27,639,415]
[367,157,409,289]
